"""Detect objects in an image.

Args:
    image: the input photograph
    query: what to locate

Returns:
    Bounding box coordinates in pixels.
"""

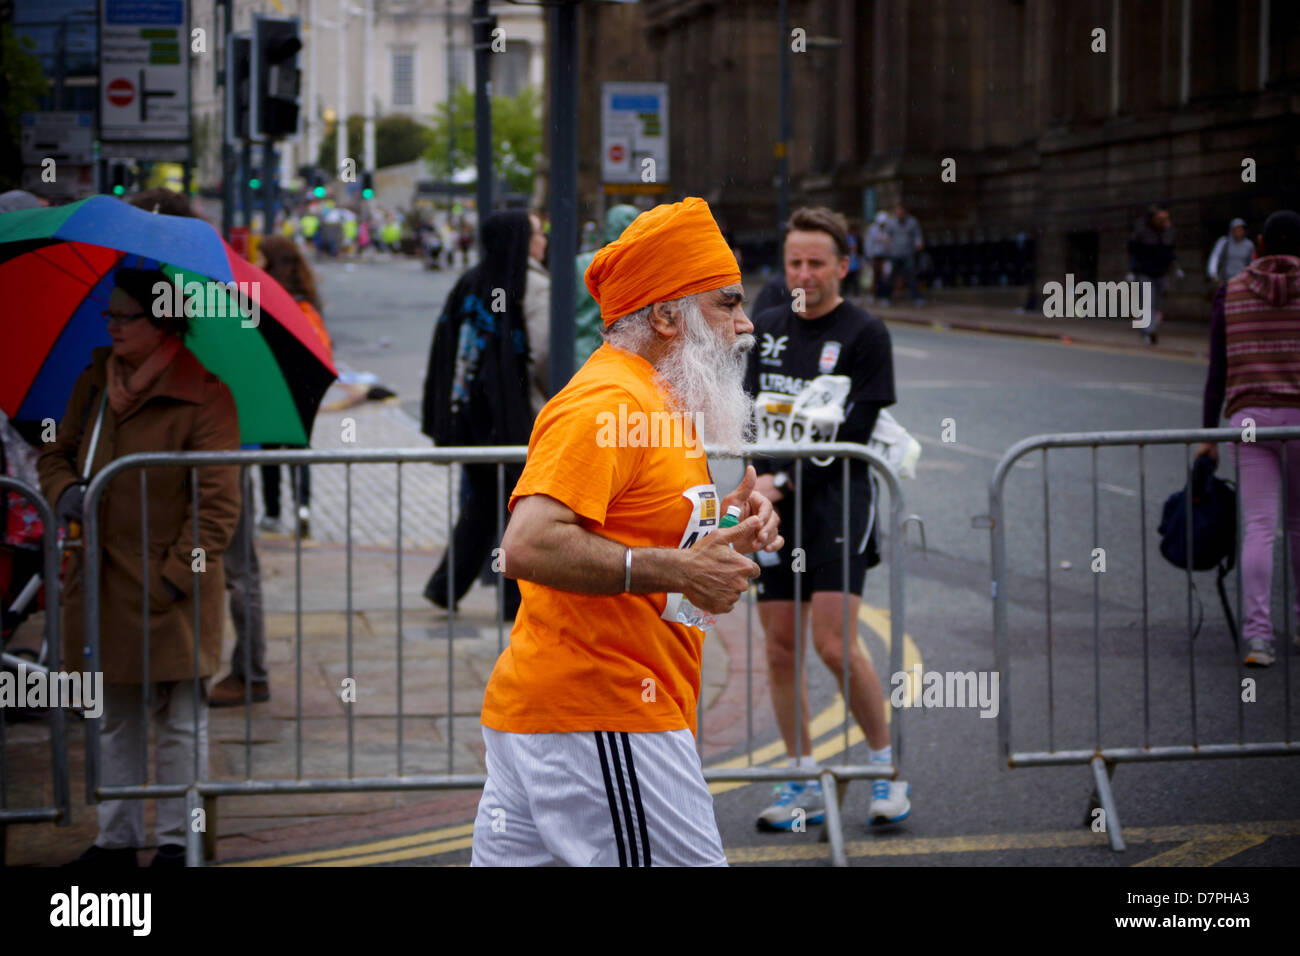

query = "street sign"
[99,141,190,161]
[106,78,135,108]
[20,112,95,166]
[100,0,191,141]
[601,82,669,185]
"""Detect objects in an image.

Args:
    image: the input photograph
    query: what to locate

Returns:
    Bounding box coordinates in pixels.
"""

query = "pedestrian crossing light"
[251,15,302,139]
[361,172,374,200]
[109,162,130,197]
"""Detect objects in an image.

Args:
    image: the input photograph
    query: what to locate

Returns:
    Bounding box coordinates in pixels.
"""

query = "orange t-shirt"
[480,343,715,735]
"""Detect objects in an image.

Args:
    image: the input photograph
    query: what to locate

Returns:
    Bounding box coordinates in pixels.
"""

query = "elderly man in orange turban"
[470,197,783,867]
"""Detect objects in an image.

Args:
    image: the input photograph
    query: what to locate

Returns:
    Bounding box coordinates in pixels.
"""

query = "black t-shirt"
[745,298,896,490]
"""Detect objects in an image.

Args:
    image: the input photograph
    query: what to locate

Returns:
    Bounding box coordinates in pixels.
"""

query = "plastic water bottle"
[719,504,742,534]
[671,506,744,631]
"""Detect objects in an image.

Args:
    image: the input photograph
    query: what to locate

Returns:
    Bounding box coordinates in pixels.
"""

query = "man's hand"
[721,465,784,553]
[1195,442,1218,463]
[681,518,762,615]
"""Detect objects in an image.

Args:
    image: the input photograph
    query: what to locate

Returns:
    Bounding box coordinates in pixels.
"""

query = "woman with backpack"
[1199,210,1300,667]
[421,210,550,618]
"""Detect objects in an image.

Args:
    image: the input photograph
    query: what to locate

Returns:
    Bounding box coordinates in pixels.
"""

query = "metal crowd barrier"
[82,442,910,867]
[0,476,70,862]
[985,426,1300,852]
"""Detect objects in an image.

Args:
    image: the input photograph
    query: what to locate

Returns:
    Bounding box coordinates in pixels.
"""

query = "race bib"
[754,374,852,451]
[662,483,720,629]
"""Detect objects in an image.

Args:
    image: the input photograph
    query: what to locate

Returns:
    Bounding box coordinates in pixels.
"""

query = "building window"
[392,49,415,107]
[492,41,531,98]
[451,48,471,93]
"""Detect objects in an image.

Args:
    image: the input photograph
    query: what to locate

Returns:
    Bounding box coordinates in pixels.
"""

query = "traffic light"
[312,169,327,199]
[109,162,132,197]
[251,15,302,139]
[226,33,252,141]
[361,172,374,200]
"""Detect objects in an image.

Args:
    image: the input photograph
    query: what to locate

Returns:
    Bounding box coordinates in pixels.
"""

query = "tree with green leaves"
[0,24,51,191]
[423,85,542,197]
[317,115,365,173]
[316,115,433,175]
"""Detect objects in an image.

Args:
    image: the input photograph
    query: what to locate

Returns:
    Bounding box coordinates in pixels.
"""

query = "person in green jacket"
[572,204,640,366]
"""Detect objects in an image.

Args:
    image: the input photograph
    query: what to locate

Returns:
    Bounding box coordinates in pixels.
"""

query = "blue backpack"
[1157,453,1238,644]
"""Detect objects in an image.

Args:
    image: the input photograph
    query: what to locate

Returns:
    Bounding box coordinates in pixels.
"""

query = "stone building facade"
[572,0,1299,319]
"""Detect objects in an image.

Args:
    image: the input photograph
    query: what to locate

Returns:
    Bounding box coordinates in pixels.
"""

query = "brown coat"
[38,345,241,684]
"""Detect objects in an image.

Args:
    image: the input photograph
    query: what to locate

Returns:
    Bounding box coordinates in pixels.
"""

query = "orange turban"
[584,197,741,326]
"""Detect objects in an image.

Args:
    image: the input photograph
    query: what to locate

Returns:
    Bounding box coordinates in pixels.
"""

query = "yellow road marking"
[1133,836,1269,868]
[220,823,475,867]
[725,820,1300,865]
[307,836,476,867]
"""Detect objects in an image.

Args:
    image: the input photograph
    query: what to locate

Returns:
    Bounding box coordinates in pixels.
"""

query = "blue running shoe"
[868,779,911,825]
[756,781,826,831]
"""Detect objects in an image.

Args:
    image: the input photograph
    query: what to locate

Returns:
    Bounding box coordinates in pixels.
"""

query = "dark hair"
[113,266,190,338]
[785,206,850,258]
[259,235,322,312]
[1262,210,1300,258]
[127,188,196,219]
[474,210,533,307]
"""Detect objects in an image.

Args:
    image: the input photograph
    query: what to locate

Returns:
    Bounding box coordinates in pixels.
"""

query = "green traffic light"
[362,188,374,199]
[249,178,261,189]
[314,186,326,198]
[112,185,125,196]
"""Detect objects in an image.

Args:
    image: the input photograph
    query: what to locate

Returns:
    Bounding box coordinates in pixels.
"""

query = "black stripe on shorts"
[594,732,628,866]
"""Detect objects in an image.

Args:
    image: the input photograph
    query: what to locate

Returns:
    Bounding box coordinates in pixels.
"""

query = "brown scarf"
[106,335,182,415]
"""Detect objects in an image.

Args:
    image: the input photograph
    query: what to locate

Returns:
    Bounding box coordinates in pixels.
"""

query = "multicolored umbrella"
[0,195,336,445]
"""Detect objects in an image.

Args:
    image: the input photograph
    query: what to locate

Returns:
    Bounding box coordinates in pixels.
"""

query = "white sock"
[787,756,818,770]
[870,745,892,765]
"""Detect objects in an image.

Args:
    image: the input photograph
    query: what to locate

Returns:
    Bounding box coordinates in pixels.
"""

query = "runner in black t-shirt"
[743,207,911,831]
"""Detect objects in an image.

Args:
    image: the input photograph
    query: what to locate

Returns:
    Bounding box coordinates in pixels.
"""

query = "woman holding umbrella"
[38,267,241,867]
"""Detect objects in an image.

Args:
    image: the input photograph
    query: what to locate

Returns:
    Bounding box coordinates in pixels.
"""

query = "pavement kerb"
[874,306,1209,358]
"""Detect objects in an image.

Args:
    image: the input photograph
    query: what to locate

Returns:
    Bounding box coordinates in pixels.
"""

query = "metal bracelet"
[624,546,633,593]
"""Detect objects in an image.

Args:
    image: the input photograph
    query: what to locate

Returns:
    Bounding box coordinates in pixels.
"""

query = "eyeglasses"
[101,310,148,326]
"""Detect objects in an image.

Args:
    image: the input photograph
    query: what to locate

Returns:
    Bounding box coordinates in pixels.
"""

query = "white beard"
[654,297,755,454]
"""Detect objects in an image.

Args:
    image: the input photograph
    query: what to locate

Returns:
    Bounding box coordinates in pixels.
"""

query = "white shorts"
[470,727,728,867]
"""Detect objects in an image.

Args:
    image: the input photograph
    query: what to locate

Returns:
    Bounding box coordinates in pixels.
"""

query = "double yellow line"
[224,603,920,866]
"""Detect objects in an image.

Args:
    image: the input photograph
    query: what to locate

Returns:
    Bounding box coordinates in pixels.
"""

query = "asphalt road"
[315,254,1299,867]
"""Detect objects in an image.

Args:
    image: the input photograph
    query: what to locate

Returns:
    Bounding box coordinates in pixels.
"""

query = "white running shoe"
[868,779,911,826]
[756,781,826,831]
[1244,639,1275,668]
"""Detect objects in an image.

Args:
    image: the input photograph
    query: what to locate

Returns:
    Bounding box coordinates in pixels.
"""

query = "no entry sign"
[107,78,135,108]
